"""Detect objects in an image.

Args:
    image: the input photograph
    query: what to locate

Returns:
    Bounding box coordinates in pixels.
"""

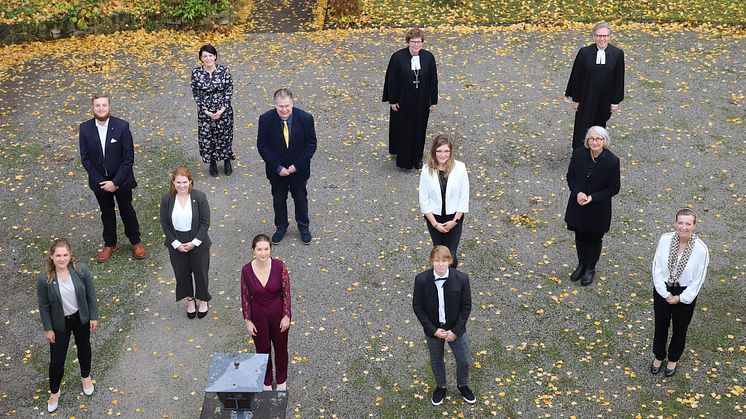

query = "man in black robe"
[565,22,625,149]
[382,28,438,170]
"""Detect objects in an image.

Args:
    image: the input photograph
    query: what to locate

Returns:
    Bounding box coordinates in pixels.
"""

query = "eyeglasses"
[409,40,423,45]
[587,137,605,142]
[594,34,610,38]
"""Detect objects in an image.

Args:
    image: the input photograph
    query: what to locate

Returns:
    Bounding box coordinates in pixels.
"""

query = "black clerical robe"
[565,44,625,149]
[382,47,438,169]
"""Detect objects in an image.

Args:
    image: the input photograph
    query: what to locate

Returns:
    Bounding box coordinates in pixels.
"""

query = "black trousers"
[574,230,605,268]
[94,188,141,247]
[49,312,91,393]
[425,215,463,268]
[168,230,211,302]
[270,177,309,229]
[653,290,696,362]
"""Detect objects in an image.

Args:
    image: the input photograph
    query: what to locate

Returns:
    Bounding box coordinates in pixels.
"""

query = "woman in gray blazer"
[37,238,99,413]
[159,166,212,318]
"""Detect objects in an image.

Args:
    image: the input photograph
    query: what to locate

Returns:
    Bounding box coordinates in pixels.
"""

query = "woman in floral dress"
[191,44,235,176]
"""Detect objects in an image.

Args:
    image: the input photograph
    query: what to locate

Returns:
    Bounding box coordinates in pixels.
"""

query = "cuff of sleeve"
[171,240,181,249]
[191,238,202,247]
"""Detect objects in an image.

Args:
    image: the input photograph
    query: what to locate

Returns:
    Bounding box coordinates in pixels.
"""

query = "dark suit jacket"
[79,116,137,191]
[257,107,317,182]
[564,147,620,233]
[37,262,99,332]
[159,189,211,248]
[412,268,471,338]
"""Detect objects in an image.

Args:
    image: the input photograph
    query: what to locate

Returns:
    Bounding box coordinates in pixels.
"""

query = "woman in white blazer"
[419,135,469,267]
[650,208,709,377]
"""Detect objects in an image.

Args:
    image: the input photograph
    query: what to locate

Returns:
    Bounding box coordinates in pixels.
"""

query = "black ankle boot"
[581,267,595,286]
[209,160,218,176]
[224,159,233,176]
[571,264,585,281]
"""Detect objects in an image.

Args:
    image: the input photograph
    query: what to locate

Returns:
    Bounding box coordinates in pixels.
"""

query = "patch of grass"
[327,0,746,28]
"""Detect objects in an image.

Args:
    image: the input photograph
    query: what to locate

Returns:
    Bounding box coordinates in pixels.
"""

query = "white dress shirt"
[96,118,109,157]
[419,160,470,215]
[434,269,449,324]
[652,232,709,304]
[170,195,202,249]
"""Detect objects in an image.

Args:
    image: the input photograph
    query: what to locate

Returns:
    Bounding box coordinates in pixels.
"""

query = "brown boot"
[132,243,146,260]
[97,246,116,263]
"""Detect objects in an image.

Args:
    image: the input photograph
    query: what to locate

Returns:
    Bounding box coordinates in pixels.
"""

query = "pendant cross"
[413,79,420,89]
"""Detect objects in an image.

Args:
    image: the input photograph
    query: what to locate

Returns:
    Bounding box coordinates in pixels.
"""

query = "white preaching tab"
[411,55,421,71]
[596,48,606,65]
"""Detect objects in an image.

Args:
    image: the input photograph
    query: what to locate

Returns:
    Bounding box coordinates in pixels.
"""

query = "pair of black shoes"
[209,159,233,176]
[431,386,475,406]
[570,264,595,286]
[650,360,677,377]
[272,225,312,245]
[186,298,209,319]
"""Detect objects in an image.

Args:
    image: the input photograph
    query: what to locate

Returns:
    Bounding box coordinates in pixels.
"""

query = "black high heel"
[186,297,197,319]
[197,301,209,319]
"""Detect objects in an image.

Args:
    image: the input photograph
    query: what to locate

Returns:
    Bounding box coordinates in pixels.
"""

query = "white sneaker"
[47,391,59,413]
[82,377,94,396]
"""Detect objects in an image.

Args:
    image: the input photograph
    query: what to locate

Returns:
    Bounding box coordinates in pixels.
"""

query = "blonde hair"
[428,245,453,265]
[426,135,455,176]
[45,238,77,284]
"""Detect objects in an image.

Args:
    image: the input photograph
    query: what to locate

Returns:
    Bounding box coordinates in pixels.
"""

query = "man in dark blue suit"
[79,94,145,262]
[257,88,318,244]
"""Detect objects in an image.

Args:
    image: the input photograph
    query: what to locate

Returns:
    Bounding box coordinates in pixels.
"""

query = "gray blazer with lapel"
[37,262,99,331]
[159,189,211,248]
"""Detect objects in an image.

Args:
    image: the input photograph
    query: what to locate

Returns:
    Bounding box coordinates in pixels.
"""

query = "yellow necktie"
[283,120,289,148]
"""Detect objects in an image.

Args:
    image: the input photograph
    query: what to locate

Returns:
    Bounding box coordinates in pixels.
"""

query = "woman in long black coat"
[564,126,620,286]
[382,27,438,170]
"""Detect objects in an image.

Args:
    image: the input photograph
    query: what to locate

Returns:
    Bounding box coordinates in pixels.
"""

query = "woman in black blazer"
[159,166,212,318]
[564,126,620,286]
[37,238,99,413]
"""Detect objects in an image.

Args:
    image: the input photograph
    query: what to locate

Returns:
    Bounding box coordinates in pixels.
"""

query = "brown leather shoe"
[132,243,146,260]
[97,246,116,263]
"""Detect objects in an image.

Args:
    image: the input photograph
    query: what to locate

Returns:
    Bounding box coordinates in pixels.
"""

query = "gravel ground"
[0,27,744,418]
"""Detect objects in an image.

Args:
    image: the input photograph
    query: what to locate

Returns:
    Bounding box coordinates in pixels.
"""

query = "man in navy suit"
[257,88,318,244]
[79,94,145,262]
[412,245,475,406]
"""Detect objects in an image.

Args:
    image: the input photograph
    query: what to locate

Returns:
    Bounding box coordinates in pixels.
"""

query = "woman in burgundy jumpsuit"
[241,234,291,391]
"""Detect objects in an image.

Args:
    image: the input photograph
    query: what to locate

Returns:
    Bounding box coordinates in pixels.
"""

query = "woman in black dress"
[564,126,620,286]
[191,44,235,176]
[382,27,438,170]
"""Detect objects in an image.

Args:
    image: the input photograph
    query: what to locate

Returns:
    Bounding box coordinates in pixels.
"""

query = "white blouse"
[57,275,79,316]
[170,194,202,249]
[652,232,709,304]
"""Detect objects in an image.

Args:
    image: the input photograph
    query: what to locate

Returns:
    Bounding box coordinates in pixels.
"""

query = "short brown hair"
[675,208,697,224]
[428,245,452,265]
[169,166,193,195]
[92,93,109,103]
[274,88,294,102]
[405,27,424,43]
